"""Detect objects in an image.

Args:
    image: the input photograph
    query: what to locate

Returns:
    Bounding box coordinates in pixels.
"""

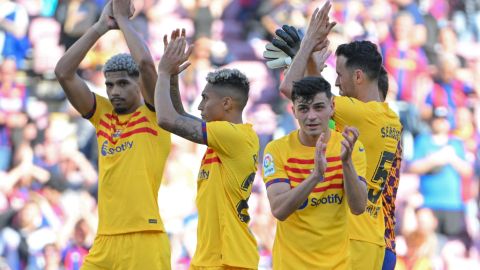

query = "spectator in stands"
[0,0,30,68]
[0,58,28,171]
[409,106,473,247]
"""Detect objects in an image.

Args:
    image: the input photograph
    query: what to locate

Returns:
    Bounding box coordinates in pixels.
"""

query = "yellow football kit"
[333,96,402,269]
[263,130,366,270]
[81,94,171,269]
[190,121,259,269]
[81,232,171,270]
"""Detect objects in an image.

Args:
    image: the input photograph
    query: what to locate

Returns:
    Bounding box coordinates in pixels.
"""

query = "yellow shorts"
[350,240,385,270]
[190,266,256,270]
[81,231,170,270]
[190,265,255,270]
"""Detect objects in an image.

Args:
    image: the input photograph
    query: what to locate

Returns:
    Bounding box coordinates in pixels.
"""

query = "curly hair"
[103,53,140,77]
[206,68,249,90]
[206,68,250,108]
[292,76,332,104]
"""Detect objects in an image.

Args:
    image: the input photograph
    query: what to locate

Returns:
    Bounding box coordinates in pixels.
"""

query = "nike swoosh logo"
[359,148,365,152]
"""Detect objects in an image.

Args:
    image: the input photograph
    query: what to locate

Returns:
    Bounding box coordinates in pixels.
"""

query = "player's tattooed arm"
[155,35,205,144]
[169,73,201,122]
[170,116,205,144]
[156,72,205,144]
[169,74,184,114]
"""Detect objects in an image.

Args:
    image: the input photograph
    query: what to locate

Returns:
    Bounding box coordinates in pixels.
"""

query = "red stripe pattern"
[201,148,221,165]
[284,156,344,193]
[96,112,157,144]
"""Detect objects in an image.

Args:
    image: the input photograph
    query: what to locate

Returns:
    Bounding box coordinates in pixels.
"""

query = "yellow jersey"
[262,130,366,270]
[87,94,171,235]
[191,121,259,269]
[333,96,402,246]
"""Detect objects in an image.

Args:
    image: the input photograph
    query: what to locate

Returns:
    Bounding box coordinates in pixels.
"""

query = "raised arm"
[278,2,335,99]
[113,0,156,106]
[55,1,117,116]
[154,37,205,144]
[266,134,327,221]
[340,127,367,215]
[163,29,191,115]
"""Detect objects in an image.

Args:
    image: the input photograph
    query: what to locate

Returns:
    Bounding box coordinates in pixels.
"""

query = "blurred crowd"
[0,0,479,269]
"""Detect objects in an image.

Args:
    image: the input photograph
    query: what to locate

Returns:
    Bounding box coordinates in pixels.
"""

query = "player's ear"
[291,104,298,119]
[222,96,233,112]
[354,68,364,85]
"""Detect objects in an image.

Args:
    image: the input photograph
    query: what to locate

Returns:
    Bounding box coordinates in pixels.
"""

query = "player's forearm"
[279,42,314,99]
[55,23,107,80]
[116,16,157,103]
[155,72,181,129]
[169,75,187,115]
[270,175,320,221]
[306,56,320,76]
[343,160,367,215]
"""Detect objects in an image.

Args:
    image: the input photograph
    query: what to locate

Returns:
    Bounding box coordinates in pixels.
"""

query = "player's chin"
[114,106,128,114]
[304,128,322,137]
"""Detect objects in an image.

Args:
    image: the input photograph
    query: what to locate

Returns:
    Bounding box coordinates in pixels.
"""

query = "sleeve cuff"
[82,92,96,119]
[201,121,208,145]
[265,178,290,188]
[145,102,155,112]
[358,176,366,184]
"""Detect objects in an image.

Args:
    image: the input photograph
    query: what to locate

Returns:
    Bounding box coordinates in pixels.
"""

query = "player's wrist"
[312,170,324,182]
[158,69,173,75]
[299,42,315,57]
[93,23,109,36]
[114,14,129,24]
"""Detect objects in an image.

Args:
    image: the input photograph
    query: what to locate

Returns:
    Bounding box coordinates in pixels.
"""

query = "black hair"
[335,40,382,80]
[291,76,332,104]
[378,66,388,100]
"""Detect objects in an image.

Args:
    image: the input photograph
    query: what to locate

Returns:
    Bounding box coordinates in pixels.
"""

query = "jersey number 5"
[236,172,255,223]
[368,151,395,204]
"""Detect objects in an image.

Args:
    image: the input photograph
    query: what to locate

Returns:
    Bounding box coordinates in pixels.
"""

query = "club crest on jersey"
[263,153,275,177]
[113,129,122,139]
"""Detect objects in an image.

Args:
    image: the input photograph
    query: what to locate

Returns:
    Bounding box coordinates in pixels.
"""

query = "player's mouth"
[305,123,320,129]
[111,98,125,104]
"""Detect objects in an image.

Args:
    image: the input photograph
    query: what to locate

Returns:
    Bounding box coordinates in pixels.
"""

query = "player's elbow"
[272,212,288,222]
[349,198,366,215]
[54,63,68,81]
[271,207,289,221]
[278,82,291,99]
[350,205,365,215]
[156,116,173,131]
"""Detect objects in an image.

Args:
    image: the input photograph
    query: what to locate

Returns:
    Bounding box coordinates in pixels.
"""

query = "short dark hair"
[378,66,388,100]
[291,76,332,104]
[206,69,250,109]
[335,40,382,80]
